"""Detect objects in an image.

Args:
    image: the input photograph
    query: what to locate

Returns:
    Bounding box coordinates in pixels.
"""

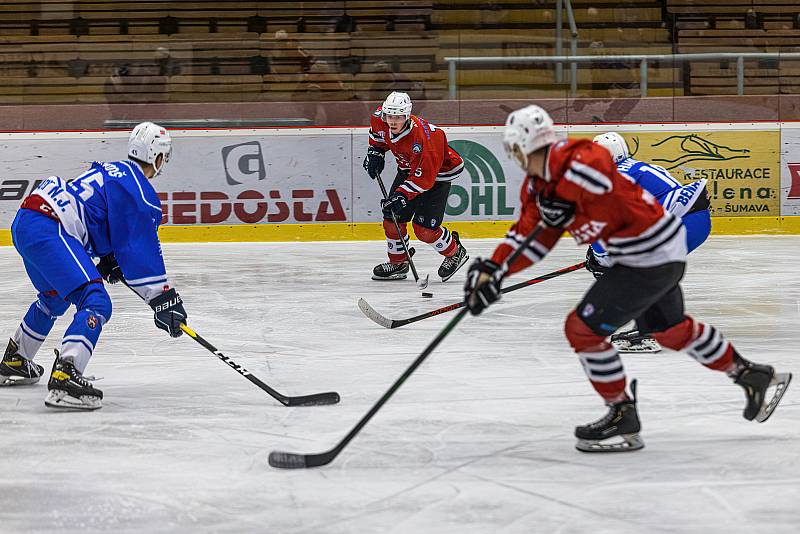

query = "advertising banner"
[572,129,781,217]
[0,127,526,230]
[0,124,787,233]
[780,126,800,216]
[0,130,354,229]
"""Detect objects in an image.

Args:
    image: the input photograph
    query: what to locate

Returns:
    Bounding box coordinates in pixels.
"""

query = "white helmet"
[381,91,412,121]
[128,121,172,177]
[503,105,557,170]
[593,132,629,163]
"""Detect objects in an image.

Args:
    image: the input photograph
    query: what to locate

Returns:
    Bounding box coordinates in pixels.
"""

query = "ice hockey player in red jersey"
[363,91,469,282]
[463,104,792,452]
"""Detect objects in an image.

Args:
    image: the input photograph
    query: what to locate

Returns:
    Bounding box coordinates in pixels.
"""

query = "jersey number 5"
[72,173,105,201]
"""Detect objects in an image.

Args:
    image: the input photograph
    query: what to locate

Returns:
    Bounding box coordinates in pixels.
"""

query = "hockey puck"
[421,292,433,298]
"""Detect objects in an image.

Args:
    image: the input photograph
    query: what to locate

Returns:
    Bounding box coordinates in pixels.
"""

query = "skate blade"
[612,338,662,354]
[0,375,41,386]
[576,433,645,453]
[440,254,469,283]
[755,372,791,423]
[44,390,102,411]
[371,274,408,281]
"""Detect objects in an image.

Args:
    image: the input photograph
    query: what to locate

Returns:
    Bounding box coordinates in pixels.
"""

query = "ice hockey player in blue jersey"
[588,132,712,353]
[0,122,188,410]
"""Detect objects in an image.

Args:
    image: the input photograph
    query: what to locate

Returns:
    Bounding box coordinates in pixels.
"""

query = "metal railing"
[444,52,800,99]
[554,0,578,85]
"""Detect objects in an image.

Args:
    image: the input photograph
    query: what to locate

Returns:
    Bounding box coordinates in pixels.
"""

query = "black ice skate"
[45,351,103,410]
[438,231,469,282]
[372,247,415,281]
[0,339,44,386]
[611,330,661,354]
[575,379,644,453]
[733,356,791,423]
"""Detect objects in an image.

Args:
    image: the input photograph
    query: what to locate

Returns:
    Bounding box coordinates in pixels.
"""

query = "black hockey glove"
[97,254,124,284]
[381,190,409,218]
[149,288,187,338]
[585,246,610,279]
[363,146,386,180]
[536,191,576,228]
[464,258,503,315]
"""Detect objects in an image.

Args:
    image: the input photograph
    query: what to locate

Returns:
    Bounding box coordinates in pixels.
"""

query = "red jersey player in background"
[363,92,469,282]
[463,104,791,453]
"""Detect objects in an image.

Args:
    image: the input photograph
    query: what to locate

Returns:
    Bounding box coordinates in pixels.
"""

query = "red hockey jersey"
[368,107,464,200]
[491,138,687,274]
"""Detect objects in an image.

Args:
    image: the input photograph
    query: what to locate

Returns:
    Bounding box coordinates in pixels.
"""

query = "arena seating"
[667,0,800,94]
[0,1,442,104]
[8,0,783,102]
[434,0,677,98]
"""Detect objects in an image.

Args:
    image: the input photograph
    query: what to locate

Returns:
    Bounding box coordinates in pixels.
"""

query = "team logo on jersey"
[86,314,98,330]
[221,141,266,185]
[412,142,422,153]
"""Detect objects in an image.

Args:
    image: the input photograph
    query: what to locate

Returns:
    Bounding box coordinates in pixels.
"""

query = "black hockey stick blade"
[269,450,333,469]
[357,261,587,329]
[179,324,340,407]
[282,391,341,407]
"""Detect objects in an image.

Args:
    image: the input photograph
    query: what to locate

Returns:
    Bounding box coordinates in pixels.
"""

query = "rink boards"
[3,121,800,244]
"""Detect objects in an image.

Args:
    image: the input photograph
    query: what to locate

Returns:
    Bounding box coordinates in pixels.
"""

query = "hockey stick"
[375,174,430,291]
[358,261,586,329]
[121,282,340,407]
[178,324,340,407]
[268,222,546,469]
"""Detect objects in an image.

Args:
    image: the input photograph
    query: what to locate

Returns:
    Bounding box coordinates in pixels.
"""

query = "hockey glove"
[381,190,409,218]
[97,254,124,284]
[464,258,503,315]
[149,288,187,338]
[363,146,386,180]
[536,191,576,228]
[585,246,610,279]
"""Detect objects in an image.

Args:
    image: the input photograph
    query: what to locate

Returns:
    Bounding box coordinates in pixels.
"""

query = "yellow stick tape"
[2,217,800,246]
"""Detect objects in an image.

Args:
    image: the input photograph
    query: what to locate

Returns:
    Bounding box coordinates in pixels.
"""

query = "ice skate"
[733,357,791,423]
[575,379,644,453]
[372,261,410,281]
[611,330,661,354]
[45,351,103,410]
[372,247,415,281]
[438,231,469,282]
[0,338,44,386]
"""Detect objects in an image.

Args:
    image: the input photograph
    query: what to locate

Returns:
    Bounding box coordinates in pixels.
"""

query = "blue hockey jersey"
[31,160,168,302]
[615,157,707,218]
[591,157,710,265]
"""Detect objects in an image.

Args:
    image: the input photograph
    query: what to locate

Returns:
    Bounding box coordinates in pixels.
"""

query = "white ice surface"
[0,236,798,534]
